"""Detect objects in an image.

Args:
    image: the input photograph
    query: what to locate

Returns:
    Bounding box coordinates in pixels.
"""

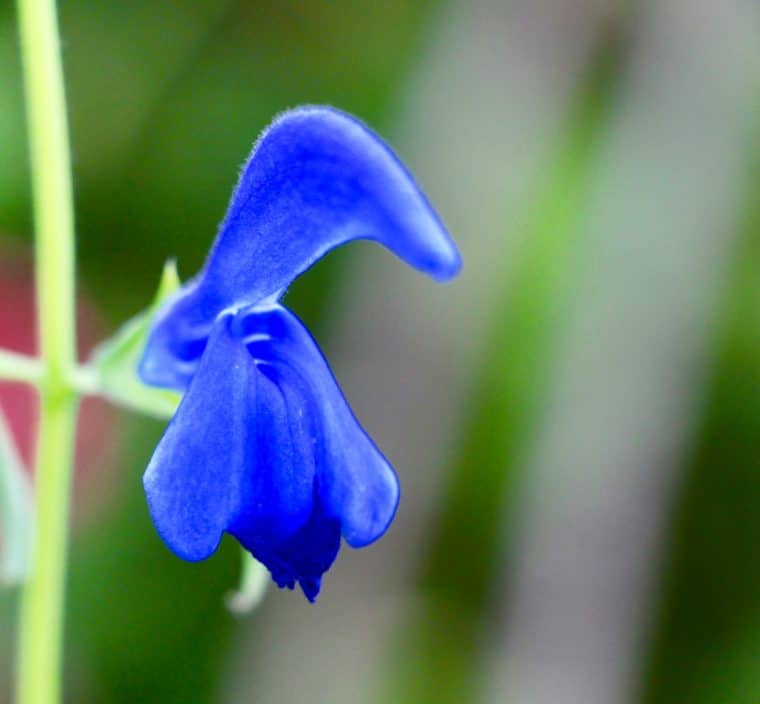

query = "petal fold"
[238,304,400,549]
[225,361,341,601]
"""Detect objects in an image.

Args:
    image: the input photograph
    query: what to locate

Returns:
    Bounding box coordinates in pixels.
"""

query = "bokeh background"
[0,1,758,702]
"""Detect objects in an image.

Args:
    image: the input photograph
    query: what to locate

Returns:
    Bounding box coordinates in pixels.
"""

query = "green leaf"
[225,549,269,615]
[0,405,33,585]
[90,260,182,420]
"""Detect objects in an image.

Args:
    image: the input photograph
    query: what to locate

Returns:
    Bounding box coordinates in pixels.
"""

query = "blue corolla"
[139,106,460,601]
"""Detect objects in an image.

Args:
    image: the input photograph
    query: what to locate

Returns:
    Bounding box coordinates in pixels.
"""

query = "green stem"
[14,0,78,701]
[0,349,99,397]
[14,398,77,704]
[0,350,43,385]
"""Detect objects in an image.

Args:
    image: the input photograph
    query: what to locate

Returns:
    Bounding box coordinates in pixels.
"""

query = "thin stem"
[68,365,98,396]
[0,350,101,398]
[14,0,78,702]
[0,349,43,385]
[16,0,76,376]
[14,397,77,704]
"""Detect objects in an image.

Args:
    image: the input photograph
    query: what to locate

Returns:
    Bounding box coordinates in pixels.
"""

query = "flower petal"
[226,361,342,601]
[144,311,342,599]
[201,105,460,306]
[239,304,400,549]
[142,314,249,561]
[139,105,461,390]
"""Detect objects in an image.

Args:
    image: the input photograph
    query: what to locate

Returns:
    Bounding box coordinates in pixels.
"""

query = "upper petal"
[238,304,400,549]
[139,105,461,390]
[197,104,460,310]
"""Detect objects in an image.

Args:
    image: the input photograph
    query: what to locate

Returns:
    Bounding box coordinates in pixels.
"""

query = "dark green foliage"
[642,159,760,704]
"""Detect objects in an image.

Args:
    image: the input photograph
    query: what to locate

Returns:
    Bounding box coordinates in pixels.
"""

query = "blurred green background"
[0,1,758,703]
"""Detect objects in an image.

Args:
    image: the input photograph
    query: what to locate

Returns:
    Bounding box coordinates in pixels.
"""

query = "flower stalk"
[14,0,78,701]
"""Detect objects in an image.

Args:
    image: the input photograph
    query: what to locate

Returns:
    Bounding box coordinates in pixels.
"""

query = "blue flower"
[139,106,461,601]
